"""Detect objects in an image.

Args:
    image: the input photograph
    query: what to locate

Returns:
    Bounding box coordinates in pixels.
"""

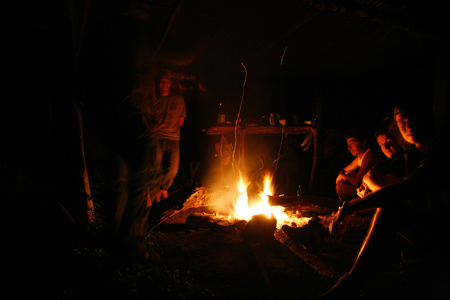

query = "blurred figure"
[152,71,187,202]
[86,96,162,262]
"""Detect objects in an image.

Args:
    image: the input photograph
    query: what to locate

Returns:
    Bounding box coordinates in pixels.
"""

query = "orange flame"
[231,171,310,229]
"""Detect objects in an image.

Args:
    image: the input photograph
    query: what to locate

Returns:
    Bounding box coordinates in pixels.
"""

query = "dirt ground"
[8,187,446,300]
[152,203,335,299]
[152,223,329,299]
[147,190,447,299]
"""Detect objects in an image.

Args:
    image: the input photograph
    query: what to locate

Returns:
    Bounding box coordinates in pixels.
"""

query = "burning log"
[186,212,246,234]
[269,195,340,214]
[186,213,218,228]
[185,211,279,245]
[241,214,277,244]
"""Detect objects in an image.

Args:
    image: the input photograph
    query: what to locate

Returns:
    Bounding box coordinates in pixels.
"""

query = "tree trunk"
[73,99,95,225]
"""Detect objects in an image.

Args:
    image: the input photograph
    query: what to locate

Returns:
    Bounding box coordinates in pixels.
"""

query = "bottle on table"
[218,102,225,124]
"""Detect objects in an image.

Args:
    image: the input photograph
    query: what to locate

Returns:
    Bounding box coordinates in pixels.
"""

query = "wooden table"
[202,125,318,191]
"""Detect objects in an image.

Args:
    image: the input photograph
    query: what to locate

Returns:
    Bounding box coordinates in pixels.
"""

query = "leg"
[313,207,397,298]
[336,180,357,202]
[160,140,180,192]
[110,155,129,236]
[117,138,161,259]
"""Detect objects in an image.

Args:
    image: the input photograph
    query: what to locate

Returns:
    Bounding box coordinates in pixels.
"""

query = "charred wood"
[269,195,341,214]
[275,230,335,279]
[185,213,246,234]
[241,214,277,244]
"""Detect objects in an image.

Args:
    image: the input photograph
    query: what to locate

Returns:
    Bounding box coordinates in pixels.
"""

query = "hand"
[328,201,347,235]
[156,190,169,203]
[357,184,368,198]
[336,170,346,184]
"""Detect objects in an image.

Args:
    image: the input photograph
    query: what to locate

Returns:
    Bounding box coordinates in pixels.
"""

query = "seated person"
[357,117,422,197]
[282,116,422,249]
[336,129,383,202]
[375,116,402,159]
[313,102,448,299]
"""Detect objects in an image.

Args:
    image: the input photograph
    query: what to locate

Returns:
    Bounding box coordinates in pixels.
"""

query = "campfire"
[168,171,312,232]
[151,170,357,280]
[229,171,311,229]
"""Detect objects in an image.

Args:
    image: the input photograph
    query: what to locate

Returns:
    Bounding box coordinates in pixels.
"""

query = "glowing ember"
[231,172,311,229]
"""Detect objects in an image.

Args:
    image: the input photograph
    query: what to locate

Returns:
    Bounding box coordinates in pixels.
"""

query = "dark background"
[3,1,449,298]
[5,0,449,223]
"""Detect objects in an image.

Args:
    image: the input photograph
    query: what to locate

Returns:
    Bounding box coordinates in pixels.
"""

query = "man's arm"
[346,151,381,187]
[343,157,359,173]
[336,157,359,183]
[362,168,402,193]
[346,163,430,213]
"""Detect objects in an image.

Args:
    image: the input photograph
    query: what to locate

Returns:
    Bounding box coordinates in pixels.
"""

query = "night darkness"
[4,1,450,299]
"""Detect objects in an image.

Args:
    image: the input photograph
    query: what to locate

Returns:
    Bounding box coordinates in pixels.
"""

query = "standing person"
[336,129,383,202]
[86,96,162,262]
[152,71,187,202]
